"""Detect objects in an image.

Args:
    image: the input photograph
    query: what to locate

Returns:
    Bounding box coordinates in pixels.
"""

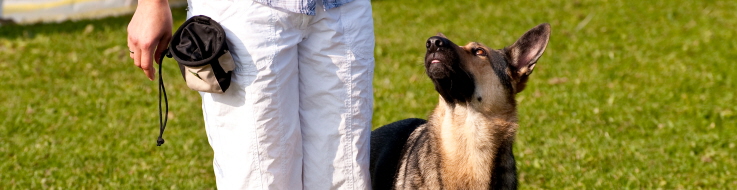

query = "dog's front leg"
[490,140,517,190]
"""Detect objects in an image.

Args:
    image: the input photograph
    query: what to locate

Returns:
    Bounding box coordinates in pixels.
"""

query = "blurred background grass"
[1,0,736,189]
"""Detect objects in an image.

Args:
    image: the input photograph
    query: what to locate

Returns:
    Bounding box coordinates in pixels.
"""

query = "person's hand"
[127,0,173,81]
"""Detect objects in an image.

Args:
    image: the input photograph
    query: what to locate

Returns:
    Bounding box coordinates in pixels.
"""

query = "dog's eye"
[474,48,487,56]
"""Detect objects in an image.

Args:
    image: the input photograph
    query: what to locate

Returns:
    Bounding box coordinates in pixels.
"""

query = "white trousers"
[186,0,374,189]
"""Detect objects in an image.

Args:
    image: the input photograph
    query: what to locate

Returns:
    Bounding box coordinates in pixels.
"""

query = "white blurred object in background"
[1,0,184,24]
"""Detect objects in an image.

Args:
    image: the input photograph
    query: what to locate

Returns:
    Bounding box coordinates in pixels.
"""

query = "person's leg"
[297,0,375,189]
[188,0,304,189]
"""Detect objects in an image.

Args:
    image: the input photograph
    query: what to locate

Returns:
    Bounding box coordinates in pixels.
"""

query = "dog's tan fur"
[435,102,517,189]
[389,24,551,190]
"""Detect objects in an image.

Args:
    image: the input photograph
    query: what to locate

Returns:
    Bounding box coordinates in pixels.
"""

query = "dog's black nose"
[427,36,448,50]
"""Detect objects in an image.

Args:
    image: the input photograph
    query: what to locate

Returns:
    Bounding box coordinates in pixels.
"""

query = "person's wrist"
[138,0,170,6]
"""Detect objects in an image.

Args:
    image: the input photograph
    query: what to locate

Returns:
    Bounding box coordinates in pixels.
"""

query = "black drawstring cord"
[157,49,170,146]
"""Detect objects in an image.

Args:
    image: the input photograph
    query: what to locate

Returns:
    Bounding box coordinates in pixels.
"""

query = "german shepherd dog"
[370,23,551,190]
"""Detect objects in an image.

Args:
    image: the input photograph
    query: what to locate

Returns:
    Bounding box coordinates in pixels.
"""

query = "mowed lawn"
[1,0,735,189]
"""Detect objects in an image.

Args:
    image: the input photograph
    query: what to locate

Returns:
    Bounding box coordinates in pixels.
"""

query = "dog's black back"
[370,118,427,190]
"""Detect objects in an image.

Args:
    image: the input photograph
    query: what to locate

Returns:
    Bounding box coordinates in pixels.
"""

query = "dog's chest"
[438,125,496,189]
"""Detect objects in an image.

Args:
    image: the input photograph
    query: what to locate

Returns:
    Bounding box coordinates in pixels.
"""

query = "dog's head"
[425,23,551,110]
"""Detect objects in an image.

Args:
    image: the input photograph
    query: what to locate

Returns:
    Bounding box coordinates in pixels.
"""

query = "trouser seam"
[338,4,356,189]
[253,3,278,190]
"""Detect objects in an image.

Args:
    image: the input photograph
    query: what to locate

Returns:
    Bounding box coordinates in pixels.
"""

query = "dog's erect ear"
[505,23,551,93]
[507,23,551,76]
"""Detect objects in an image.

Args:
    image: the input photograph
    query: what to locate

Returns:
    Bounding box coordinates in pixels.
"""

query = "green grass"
[1,0,736,189]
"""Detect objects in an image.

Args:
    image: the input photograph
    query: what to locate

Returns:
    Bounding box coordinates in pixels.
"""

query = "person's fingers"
[139,41,156,81]
[128,38,144,76]
[128,43,135,59]
[127,36,134,59]
[154,35,171,65]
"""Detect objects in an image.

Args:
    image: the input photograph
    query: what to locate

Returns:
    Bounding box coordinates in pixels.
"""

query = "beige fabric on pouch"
[182,52,235,93]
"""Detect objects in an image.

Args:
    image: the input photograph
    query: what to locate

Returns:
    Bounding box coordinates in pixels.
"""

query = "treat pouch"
[169,15,234,93]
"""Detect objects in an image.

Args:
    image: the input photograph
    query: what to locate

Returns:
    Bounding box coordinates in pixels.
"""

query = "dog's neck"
[429,98,518,189]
